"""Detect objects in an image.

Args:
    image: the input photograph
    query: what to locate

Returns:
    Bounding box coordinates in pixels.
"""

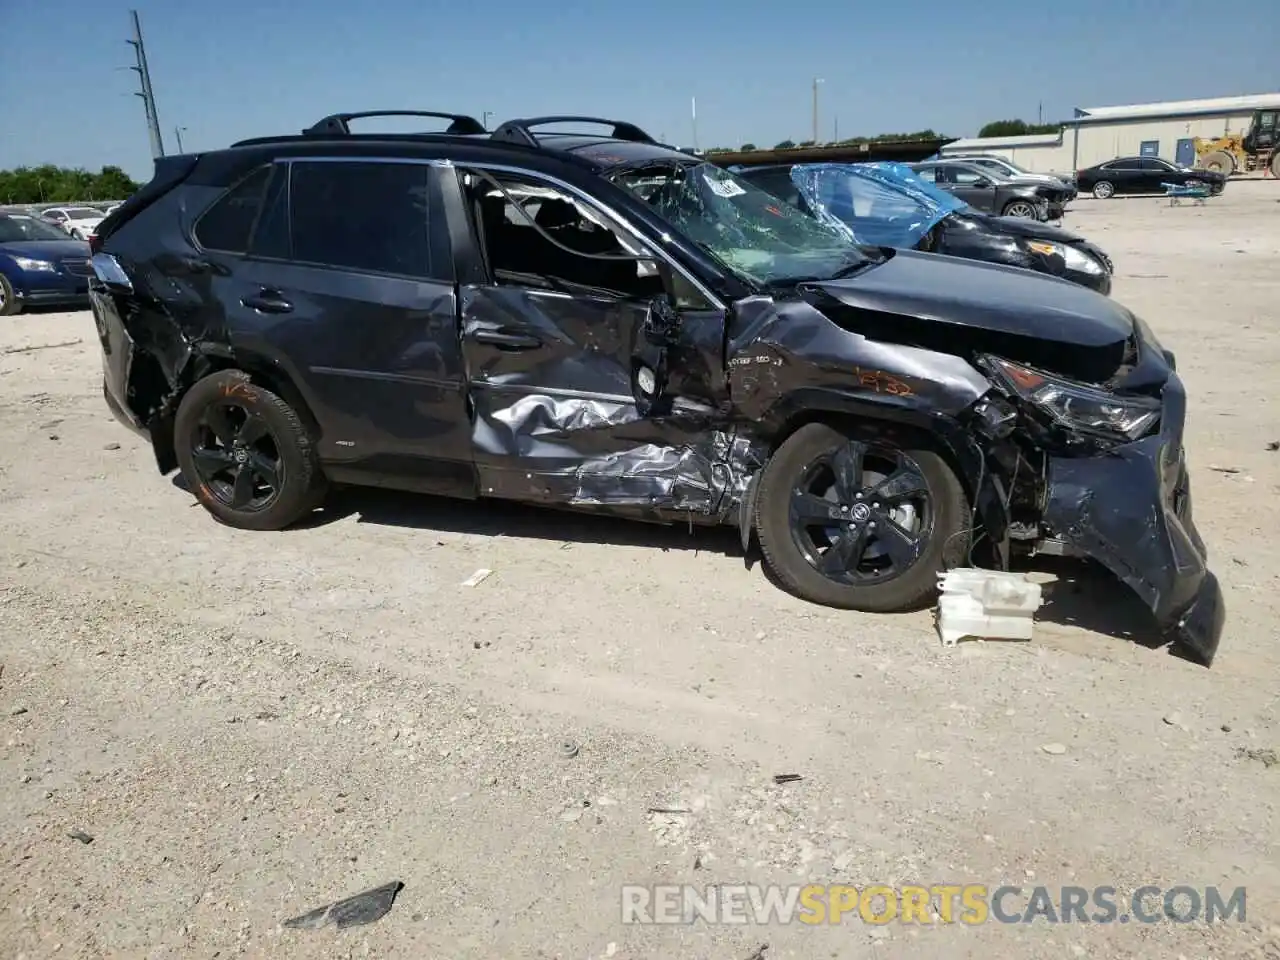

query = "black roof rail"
[490,116,657,147]
[302,111,487,137]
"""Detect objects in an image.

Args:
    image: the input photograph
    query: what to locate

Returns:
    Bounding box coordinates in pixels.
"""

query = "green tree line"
[0,165,140,205]
[703,130,944,153]
[976,119,1061,138]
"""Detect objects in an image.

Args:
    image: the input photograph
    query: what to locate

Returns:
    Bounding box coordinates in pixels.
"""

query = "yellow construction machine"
[1194,108,1279,175]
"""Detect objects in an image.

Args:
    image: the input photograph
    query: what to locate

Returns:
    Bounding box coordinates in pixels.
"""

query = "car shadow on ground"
[173,474,755,562]
[171,476,1172,649]
[1019,554,1170,652]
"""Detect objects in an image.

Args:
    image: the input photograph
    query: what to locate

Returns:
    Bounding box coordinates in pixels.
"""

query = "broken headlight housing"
[1023,240,1104,276]
[983,356,1160,442]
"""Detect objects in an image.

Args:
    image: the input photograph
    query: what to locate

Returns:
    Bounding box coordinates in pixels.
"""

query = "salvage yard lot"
[2,183,1279,959]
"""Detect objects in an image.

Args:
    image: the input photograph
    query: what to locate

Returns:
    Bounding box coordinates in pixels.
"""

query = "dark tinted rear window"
[194,165,271,253]
[289,160,433,278]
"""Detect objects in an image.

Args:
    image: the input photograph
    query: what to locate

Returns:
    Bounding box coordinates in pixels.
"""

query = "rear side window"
[194,165,271,253]
[289,161,434,279]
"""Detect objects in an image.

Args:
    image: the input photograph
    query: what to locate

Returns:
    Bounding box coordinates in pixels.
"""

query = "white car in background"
[944,154,1076,188]
[39,206,106,240]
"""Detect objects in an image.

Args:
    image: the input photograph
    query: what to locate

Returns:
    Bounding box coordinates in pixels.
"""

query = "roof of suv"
[228,110,698,174]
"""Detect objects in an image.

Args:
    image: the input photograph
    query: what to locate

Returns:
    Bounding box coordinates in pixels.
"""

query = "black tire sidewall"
[173,370,321,530]
[755,422,969,613]
[0,275,20,316]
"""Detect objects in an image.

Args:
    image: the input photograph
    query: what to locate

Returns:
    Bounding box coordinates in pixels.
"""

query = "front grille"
[60,258,92,277]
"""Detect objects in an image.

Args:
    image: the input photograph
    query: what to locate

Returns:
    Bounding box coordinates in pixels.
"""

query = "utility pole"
[482,111,493,129]
[833,115,839,143]
[1038,101,1043,124]
[812,77,823,144]
[691,96,699,151]
[127,10,164,159]
[174,126,187,152]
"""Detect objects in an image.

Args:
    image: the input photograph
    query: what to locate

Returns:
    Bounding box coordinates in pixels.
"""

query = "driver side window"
[462,170,670,303]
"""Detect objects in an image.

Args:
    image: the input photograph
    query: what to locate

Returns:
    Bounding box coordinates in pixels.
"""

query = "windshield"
[0,215,73,242]
[62,207,103,219]
[789,162,966,249]
[611,161,868,286]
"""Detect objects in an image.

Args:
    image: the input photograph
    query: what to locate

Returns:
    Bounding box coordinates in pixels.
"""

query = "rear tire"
[0,275,20,316]
[1002,200,1038,218]
[755,422,970,613]
[1092,181,1115,199]
[173,369,326,531]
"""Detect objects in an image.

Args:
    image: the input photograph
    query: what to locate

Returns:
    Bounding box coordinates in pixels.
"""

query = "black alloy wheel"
[173,370,325,530]
[190,401,283,512]
[755,423,969,612]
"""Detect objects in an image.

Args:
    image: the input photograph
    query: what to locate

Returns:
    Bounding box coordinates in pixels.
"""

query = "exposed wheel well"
[129,348,322,473]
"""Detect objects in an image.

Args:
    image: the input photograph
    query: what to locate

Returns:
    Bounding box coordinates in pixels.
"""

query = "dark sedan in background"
[910,160,1074,220]
[1074,156,1227,199]
[738,161,1112,293]
[0,214,93,315]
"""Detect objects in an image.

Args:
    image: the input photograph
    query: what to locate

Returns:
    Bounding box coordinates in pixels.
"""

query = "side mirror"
[971,178,992,188]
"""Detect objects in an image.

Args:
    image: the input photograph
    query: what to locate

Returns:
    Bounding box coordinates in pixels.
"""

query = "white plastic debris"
[936,568,1043,647]
[460,568,493,588]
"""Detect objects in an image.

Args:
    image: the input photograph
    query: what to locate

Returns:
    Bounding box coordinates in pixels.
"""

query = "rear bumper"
[102,374,150,439]
[1040,370,1224,665]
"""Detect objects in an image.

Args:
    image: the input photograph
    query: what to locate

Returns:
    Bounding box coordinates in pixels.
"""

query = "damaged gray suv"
[87,110,1225,664]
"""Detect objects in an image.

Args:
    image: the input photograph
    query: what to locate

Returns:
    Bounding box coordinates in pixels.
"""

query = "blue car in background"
[735,161,1114,294]
[0,213,94,315]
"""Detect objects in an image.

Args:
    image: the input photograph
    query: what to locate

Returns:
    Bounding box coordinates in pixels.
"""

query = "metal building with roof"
[939,93,1280,174]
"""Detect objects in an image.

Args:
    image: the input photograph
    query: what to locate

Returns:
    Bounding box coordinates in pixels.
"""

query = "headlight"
[983,356,1160,441]
[1024,240,1104,276]
[12,256,56,272]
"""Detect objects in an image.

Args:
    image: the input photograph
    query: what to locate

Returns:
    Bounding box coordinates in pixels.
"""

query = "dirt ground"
[2,182,1279,960]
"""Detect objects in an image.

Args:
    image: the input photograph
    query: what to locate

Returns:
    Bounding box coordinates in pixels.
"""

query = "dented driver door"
[445,166,729,511]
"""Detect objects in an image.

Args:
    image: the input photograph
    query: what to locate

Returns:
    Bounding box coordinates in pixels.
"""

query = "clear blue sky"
[1,0,1275,181]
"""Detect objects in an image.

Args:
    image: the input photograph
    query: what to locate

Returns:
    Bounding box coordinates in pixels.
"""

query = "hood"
[0,238,92,260]
[966,211,1089,244]
[803,249,1134,381]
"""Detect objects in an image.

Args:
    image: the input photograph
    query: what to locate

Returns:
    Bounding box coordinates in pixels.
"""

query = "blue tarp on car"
[789,161,967,248]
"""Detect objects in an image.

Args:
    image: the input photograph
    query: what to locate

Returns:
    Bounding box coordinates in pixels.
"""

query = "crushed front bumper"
[1041,369,1224,664]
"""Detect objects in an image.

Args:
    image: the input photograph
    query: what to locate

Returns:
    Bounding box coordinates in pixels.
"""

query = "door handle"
[241,290,293,314]
[472,329,542,349]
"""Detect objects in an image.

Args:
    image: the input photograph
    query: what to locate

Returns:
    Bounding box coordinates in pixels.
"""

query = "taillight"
[88,233,102,254]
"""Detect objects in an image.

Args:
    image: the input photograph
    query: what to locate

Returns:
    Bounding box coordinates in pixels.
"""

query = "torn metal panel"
[725,295,993,426]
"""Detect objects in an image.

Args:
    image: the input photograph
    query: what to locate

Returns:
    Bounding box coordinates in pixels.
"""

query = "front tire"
[755,423,970,613]
[0,274,20,316]
[1092,181,1115,199]
[173,370,325,530]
